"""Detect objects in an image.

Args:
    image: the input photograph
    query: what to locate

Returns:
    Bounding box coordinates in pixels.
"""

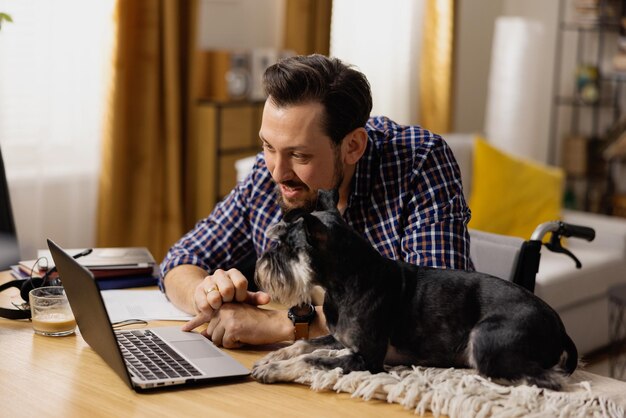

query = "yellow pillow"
[468,137,564,239]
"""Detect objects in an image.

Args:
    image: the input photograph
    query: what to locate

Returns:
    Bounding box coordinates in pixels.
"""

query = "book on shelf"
[572,0,619,26]
[17,247,158,280]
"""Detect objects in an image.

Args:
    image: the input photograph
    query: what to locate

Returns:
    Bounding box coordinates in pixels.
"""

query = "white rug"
[284,350,625,418]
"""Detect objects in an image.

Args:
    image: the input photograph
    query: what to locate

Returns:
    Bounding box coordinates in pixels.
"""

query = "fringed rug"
[283,350,625,418]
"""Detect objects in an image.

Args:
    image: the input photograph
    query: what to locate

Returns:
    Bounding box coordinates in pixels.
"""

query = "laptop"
[47,239,249,391]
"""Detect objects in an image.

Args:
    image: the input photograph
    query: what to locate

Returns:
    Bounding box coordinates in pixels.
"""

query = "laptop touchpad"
[173,340,222,359]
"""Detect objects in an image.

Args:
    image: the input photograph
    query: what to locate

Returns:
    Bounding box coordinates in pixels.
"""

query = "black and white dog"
[252,189,578,390]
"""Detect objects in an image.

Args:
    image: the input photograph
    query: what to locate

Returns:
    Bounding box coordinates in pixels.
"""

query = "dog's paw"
[251,361,283,384]
[253,340,312,368]
[252,353,320,384]
[253,348,291,369]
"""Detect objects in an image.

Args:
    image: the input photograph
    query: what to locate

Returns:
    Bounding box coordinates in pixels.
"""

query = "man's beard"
[276,150,344,214]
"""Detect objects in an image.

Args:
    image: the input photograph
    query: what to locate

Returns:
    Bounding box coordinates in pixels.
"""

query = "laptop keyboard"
[117,330,203,381]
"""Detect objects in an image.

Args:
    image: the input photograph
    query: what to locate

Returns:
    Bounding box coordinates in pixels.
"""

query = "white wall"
[452,0,503,134]
[330,0,425,125]
[197,0,285,50]
[453,0,559,164]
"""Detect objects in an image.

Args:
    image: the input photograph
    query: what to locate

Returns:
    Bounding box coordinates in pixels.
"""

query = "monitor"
[0,146,20,269]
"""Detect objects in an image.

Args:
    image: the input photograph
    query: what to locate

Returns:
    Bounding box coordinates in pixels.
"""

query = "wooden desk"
[0,271,429,417]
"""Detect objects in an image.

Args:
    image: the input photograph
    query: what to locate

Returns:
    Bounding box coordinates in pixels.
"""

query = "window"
[0,0,116,174]
[0,0,116,257]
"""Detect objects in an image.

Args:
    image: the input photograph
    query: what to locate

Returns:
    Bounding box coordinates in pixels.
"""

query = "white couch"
[235,137,626,354]
[445,134,626,355]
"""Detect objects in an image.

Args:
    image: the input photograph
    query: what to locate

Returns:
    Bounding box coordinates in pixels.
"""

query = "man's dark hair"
[263,54,373,145]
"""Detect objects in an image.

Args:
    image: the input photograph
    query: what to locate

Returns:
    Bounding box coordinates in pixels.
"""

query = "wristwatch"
[287,304,316,340]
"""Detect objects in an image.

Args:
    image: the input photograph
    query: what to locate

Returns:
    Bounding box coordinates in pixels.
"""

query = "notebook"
[47,239,249,391]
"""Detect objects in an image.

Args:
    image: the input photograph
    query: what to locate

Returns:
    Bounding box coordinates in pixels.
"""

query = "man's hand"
[203,303,294,348]
[182,268,270,331]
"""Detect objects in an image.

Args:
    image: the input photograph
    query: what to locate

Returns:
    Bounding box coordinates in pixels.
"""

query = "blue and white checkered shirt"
[160,116,473,288]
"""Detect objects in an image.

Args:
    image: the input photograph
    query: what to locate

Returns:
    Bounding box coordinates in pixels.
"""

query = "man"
[160,54,472,348]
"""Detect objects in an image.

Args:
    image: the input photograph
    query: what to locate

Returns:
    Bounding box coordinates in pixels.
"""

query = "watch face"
[288,304,316,323]
[226,69,249,98]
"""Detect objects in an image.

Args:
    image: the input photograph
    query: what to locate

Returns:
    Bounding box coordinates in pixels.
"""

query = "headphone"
[0,248,92,320]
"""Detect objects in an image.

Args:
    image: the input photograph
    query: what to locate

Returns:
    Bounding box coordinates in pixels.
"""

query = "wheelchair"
[470,220,596,293]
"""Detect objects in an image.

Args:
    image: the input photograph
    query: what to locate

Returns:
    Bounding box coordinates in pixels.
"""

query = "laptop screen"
[0,146,20,269]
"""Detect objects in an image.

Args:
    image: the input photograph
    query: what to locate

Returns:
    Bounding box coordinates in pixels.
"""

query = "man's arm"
[204,303,329,348]
[167,263,329,347]
[160,154,330,346]
[164,264,270,328]
[158,158,268,297]
[159,158,266,320]
[164,262,330,347]
[402,136,473,270]
[164,264,329,347]
[163,264,208,315]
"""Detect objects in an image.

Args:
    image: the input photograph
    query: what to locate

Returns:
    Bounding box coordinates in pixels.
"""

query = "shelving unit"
[549,0,626,214]
[187,100,263,227]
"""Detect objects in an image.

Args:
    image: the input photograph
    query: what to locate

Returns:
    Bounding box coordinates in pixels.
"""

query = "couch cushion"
[557,297,611,354]
[535,247,626,312]
[468,137,564,239]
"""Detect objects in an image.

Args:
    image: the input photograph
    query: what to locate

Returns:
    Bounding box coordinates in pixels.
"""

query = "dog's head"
[254,189,350,306]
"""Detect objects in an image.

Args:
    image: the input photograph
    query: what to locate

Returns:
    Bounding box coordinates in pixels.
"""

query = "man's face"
[259,99,344,212]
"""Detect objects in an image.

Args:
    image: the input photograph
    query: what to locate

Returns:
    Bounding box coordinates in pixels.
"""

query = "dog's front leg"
[254,334,343,367]
[252,345,385,384]
[252,335,345,383]
[304,343,386,375]
[304,323,389,375]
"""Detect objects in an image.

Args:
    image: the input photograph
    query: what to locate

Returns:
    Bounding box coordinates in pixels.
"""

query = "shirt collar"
[352,116,393,197]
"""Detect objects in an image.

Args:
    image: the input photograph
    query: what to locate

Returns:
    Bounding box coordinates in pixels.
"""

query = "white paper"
[101,289,193,323]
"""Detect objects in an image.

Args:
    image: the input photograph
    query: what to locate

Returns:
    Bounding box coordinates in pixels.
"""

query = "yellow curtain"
[283,0,332,55]
[97,0,195,261]
[419,0,454,134]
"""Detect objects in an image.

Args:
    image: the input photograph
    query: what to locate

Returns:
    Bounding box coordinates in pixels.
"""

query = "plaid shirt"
[160,116,473,288]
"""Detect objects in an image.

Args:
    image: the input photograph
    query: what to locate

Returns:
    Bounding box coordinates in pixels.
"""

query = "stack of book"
[12,247,159,290]
[572,0,619,26]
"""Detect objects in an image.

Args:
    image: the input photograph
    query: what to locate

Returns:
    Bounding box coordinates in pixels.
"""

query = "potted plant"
[0,13,12,30]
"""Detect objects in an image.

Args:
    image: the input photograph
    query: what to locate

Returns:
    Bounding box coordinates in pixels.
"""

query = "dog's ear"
[315,189,339,211]
[265,221,286,241]
[301,213,329,248]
